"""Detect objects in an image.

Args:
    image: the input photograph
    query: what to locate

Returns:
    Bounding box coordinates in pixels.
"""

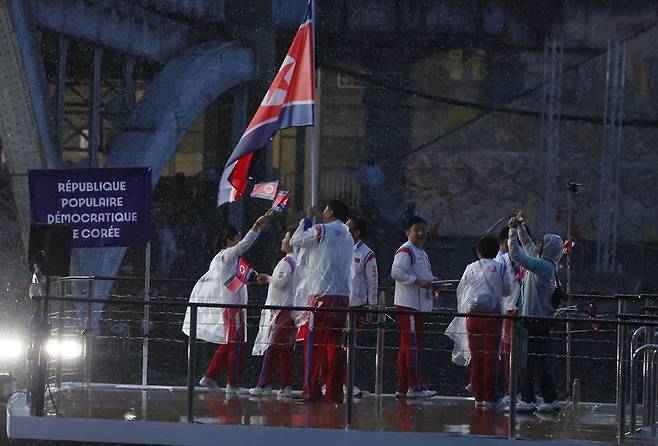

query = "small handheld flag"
[272,190,290,212]
[563,239,575,255]
[250,181,279,200]
[224,257,255,294]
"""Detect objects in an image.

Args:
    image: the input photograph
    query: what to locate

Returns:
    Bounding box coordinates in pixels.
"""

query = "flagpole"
[310,0,319,209]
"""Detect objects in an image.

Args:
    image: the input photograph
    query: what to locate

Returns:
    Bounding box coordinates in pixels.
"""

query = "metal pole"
[630,344,658,434]
[142,242,151,388]
[565,186,573,397]
[83,280,94,386]
[310,0,318,208]
[89,46,103,167]
[345,310,355,430]
[55,280,64,389]
[56,36,69,156]
[34,277,51,417]
[644,298,651,424]
[617,298,626,441]
[644,351,658,437]
[187,306,197,423]
[374,290,385,396]
[566,302,572,397]
[508,319,519,440]
[566,187,572,294]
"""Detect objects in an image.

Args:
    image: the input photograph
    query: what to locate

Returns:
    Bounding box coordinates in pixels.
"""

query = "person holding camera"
[507,213,563,413]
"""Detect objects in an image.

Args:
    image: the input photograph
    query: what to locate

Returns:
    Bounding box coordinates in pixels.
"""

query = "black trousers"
[520,320,557,404]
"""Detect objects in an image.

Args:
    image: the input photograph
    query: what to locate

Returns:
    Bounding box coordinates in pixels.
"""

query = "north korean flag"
[250,181,279,200]
[218,2,314,205]
[272,190,290,212]
[224,257,255,294]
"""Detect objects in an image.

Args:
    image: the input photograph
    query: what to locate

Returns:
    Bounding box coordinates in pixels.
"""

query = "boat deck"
[6,384,624,445]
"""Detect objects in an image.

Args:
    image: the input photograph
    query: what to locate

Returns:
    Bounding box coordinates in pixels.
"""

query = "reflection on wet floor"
[45,386,618,443]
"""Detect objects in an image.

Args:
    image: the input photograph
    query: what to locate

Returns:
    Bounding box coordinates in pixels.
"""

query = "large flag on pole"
[217,2,315,206]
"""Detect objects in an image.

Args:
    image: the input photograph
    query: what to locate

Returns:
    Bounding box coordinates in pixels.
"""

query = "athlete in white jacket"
[250,228,298,398]
[346,216,379,397]
[391,216,439,398]
[290,200,353,402]
[185,210,274,394]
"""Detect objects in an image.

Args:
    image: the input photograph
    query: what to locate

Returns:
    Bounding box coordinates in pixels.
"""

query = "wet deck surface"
[43,385,618,443]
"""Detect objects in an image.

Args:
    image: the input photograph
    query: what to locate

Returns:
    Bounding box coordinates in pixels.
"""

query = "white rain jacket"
[290,219,353,297]
[508,226,563,318]
[494,251,521,312]
[391,240,438,311]
[290,219,353,327]
[182,229,260,344]
[252,253,297,356]
[349,240,379,307]
[445,258,512,366]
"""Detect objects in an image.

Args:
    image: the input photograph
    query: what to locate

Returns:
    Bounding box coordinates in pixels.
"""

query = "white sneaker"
[249,386,273,396]
[475,400,485,407]
[421,389,437,398]
[395,391,406,398]
[343,385,363,397]
[199,376,218,390]
[536,401,560,413]
[277,386,293,398]
[406,388,423,399]
[506,400,536,412]
[482,400,506,411]
[225,384,249,395]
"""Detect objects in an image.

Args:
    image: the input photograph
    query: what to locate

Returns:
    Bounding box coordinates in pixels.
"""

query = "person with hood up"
[507,213,563,413]
[249,227,299,398]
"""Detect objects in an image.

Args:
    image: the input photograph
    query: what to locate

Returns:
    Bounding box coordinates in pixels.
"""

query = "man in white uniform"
[290,200,353,402]
[346,216,378,397]
[391,216,438,398]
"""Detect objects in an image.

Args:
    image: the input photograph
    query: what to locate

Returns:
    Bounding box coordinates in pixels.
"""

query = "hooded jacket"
[508,226,563,318]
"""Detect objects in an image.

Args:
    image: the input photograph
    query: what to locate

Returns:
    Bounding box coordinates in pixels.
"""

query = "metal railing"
[25,281,658,442]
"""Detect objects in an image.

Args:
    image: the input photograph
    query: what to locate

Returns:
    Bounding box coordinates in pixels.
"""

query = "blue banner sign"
[28,168,151,247]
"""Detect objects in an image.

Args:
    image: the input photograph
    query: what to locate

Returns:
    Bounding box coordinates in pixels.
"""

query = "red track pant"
[204,308,246,386]
[257,310,296,388]
[501,309,516,388]
[396,306,426,393]
[466,315,503,403]
[302,295,348,402]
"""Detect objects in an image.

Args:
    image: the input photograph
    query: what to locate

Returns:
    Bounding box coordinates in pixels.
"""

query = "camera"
[567,182,581,193]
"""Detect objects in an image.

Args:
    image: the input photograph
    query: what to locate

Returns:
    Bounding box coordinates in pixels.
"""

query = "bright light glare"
[46,339,82,360]
[0,338,23,360]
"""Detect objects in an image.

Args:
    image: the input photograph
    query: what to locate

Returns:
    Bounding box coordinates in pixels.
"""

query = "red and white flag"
[250,181,279,201]
[272,190,290,212]
[224,257,255,294]
[217,2,314,205]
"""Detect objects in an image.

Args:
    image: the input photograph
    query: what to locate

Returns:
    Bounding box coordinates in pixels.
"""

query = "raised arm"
[221,210,274,262]
[290,219,322,249]
[517,224,536,255]
[508,228,552,276]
